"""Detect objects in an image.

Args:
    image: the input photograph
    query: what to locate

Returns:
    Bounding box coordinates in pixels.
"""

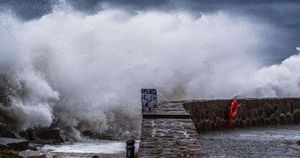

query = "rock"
[19,131,30,140]
[0,123,16,138]
[82,130,93,138]
[0,143,8,150]
[292,109,300,123]
[0,137,29,151]
[297,140,300,146]
[35,128,63,144]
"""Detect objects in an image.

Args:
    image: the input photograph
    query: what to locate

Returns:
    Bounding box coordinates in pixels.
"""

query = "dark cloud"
[0,0,299,62]
[0,0,53,20]
[2,0,300,28]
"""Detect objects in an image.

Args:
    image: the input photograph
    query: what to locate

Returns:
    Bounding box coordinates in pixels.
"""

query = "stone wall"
[183,98,300,133]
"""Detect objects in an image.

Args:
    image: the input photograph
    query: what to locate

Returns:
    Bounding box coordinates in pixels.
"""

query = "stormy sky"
[1,0,299,64]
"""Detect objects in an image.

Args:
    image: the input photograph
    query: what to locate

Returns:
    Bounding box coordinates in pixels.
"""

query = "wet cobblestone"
[139,102,207,157]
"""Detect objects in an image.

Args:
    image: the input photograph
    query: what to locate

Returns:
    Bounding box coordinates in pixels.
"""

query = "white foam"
[1,4,300,138]
[42,141,125,154]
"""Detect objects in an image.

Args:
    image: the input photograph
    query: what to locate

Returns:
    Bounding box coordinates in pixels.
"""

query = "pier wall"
[183,98,300,133]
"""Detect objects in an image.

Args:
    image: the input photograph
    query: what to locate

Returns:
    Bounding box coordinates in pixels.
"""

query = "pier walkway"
[138,102,207,157]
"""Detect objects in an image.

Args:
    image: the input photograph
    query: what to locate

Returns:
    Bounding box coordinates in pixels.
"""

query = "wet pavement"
[200,125,300,157]
[139,102,207,157]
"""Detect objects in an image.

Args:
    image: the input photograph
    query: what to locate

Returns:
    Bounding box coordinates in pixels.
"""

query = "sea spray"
[0,5,299,140]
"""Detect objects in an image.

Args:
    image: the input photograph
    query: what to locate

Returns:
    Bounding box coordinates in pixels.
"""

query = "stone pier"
[138,98,300,157]
[138,102,207,157]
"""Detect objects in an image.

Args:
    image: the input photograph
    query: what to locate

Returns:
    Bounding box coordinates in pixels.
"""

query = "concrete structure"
[183,98,300,133]
[139,98,300,157]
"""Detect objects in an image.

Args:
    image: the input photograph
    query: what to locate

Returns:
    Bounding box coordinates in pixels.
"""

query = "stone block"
[256,117,264,126]
[264,118,271,126]
[279,114,286,124]
[294,99,300,109]
[221,119,227,129]
[292,109,300,123]
[286,112,293,124]
[251,118,257,126]
[270,114,279,125]
[234,118,243,128]
[264,105,273,118]
[215,117,222,130]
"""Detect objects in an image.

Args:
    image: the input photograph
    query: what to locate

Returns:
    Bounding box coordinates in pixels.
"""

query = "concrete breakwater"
[183,98,300,133]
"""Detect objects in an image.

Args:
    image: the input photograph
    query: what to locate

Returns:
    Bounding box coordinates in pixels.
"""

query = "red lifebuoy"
[228,99,238,128]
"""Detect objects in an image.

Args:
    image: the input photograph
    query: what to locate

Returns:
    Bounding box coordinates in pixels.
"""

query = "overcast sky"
[1,0,299,64]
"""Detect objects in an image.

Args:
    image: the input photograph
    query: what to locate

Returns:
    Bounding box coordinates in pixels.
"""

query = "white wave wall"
[0,5,299,138]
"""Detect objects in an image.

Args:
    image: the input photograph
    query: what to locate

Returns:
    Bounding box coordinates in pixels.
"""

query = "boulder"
[0,137,29,151]
[18,131,30,140]
[0,123,16,138]
[35,128,63,144]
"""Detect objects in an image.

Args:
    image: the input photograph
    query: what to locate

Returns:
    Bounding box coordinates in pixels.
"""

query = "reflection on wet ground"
[200,125,300,157]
